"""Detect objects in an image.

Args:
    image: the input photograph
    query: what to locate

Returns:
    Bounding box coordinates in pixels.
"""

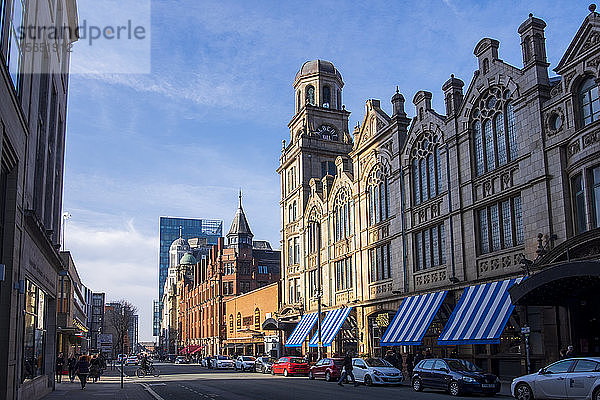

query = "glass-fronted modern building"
[156,217,222,335]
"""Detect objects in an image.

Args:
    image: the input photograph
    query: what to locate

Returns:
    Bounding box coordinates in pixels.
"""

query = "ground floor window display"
[22,280,47,381]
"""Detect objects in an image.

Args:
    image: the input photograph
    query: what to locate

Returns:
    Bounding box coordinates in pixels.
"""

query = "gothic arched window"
[367,164,389,226]
[229,314,233,333]
[236,312,241,330]
[471,86,518,176]
[323,85,331,108]
[306,208,321,254]
[337,89,342,110]
[334,188,352,241]
[579,77,600,127]
[411,131,443,205]
[297,90,302,112]
[306,85,315,106]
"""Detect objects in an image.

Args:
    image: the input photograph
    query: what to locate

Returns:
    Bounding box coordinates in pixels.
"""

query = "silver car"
[511,358,600,400]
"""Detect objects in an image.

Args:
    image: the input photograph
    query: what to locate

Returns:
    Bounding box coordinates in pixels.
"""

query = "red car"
[309,358,344,382]
[271,356,310,377]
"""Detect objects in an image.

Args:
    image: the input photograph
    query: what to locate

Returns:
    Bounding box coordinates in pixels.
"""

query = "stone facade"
[278,9,600,377]
[0,1,78,399]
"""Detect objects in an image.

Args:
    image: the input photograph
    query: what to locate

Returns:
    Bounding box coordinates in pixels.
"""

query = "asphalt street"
[124,363,508,400]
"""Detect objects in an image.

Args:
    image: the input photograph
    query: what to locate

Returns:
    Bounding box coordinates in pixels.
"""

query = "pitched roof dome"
[295,59,342,81]
[170,236,190,251]
[179,252,197,265]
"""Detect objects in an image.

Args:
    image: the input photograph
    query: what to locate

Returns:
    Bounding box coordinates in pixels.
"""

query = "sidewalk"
[42,368,153,400]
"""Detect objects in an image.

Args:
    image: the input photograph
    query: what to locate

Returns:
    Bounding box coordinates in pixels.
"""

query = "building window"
[289,278,300,303]
[305,85,315,106]
[337,89,342,110]
[236,313,241,330]
[369,243,391,282]
[334,188,352,241]
[471,86,518,176]
[287,237,300,265]
[229,314,233,333]
[287,166,296,194]
[293,201,297,221]
[8,0,26,95]
[297,90,302,112]
[335,257,353,291]
[477,195,524,255]
[572,174,587,234]
[414,223,446,271]
[258,265,268,274]
[411,131,443,205]
[321,161,336,178]
[579,77,600,127]
[591,166,600,229]
[308,269,319,298]
[367,165,389,226]
[307,220,320,254]
[22,281,46,381]
[254,308,260,330]
[323,85,331,108]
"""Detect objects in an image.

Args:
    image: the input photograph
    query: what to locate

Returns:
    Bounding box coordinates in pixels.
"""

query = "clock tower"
[278,60,353,308]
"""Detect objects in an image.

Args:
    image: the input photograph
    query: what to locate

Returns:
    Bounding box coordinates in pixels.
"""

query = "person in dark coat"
[565,345,576,358]
[74,355,90,389]
[406,353,414,378]
[384,350,398,368]
[55,353,65,383]
[337,352,359,387]
[67,355,77,383]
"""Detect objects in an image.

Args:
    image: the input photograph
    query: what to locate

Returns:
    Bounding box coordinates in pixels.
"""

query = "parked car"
[201,357,211,367]
[511,357,600,400]
[175,356,189,364]
[210,355,235,369]
[255,357,276,374]
[412,358,500,396]
[125,356,139,366]
[235,356,256,371]
[271,357,310,377]
[352,357,403,386]
[309,358,344,382]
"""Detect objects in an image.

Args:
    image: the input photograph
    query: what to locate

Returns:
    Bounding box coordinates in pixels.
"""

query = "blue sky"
[62,0,590,341]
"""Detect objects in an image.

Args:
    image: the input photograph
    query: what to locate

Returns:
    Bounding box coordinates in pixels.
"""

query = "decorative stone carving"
[414,268,447,288]
[500,171,512,190]
[587,55,600,70]
[334,240,349,258]
[582,31,600,52]
[335,291,351,304]
[568,139,581,158]
[369,281,393,297]
[583,130,600,148]
[564,71,577,91]
[477,249,523,278]
[550,82,563,97]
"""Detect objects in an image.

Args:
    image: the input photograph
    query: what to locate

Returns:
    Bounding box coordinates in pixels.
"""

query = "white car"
[125,356,139,366]
[351,357,403,386]
[235,356,256,371]
[210,355,234,369]
[511,357,600,400]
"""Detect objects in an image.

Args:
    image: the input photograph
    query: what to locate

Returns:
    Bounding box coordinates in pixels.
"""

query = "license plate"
[482,384,495,388]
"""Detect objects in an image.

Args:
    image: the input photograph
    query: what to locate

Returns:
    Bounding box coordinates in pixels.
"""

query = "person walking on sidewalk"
[55,353,65,383]
[337,352,359,387]
[67,355,77,383]
[74,355,90,390]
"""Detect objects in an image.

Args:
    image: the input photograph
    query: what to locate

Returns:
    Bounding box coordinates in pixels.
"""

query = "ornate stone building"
[278,8,600,378]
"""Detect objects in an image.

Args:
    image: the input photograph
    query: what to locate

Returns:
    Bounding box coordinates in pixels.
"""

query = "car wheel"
[271,368,275,375]
[594,387,600,400]
[284,369,289,377]
[364,375,373,386]
[448,380,460,396]
[412,377,423,392]
[325,371,331,382]
[515,383,534,400]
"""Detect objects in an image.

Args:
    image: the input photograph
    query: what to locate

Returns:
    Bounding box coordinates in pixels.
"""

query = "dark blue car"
[412,358,501,396]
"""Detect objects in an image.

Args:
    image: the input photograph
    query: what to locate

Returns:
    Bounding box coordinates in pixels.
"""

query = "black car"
[255,357,276,374]
[412,358,500,396]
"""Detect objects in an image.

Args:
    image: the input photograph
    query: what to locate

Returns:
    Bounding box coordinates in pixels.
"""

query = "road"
[124,363,508,400]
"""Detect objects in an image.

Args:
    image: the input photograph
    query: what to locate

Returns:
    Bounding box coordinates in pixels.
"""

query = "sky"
[62,0,591,342]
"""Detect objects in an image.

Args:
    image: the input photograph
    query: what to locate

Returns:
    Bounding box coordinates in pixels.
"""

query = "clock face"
[316,125,338,141]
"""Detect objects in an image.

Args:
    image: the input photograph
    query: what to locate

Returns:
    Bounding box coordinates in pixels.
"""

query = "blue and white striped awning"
[309,307,352,347]
[380,291,447,346]
[284,312,318,347]
[437,277,524,345]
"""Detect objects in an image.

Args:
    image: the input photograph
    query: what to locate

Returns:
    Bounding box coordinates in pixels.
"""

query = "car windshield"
[333,359,344,366]
[218,356,231,360]
[242,356,255,361]
[289,358,305,364]
[366,358,392,367]
[447,359,483,372]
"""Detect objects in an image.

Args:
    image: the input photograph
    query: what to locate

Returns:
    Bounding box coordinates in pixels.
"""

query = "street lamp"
[61,212,71,250]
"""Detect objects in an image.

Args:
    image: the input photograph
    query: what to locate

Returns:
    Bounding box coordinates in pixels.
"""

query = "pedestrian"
[74,355,90,390]
[55,353,65,383]
[396,351,403,373]
[559,348,567,359]
[68,355,77,383]
[414,350,424,366]
[406,353,414,378]
[425,348,433,359]
[90,355,100,383]
[337,352,359,387]
[384,350,398,368]
[565,345,576,358]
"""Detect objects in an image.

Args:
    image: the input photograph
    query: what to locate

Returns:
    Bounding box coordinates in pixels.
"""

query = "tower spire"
[239,189,242,208]
[179,225,182,238]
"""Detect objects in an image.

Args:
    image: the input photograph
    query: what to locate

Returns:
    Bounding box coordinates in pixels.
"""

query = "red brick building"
[177,195,280,356]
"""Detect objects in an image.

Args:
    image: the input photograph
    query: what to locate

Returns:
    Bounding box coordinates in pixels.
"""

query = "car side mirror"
[538,369,545,374]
